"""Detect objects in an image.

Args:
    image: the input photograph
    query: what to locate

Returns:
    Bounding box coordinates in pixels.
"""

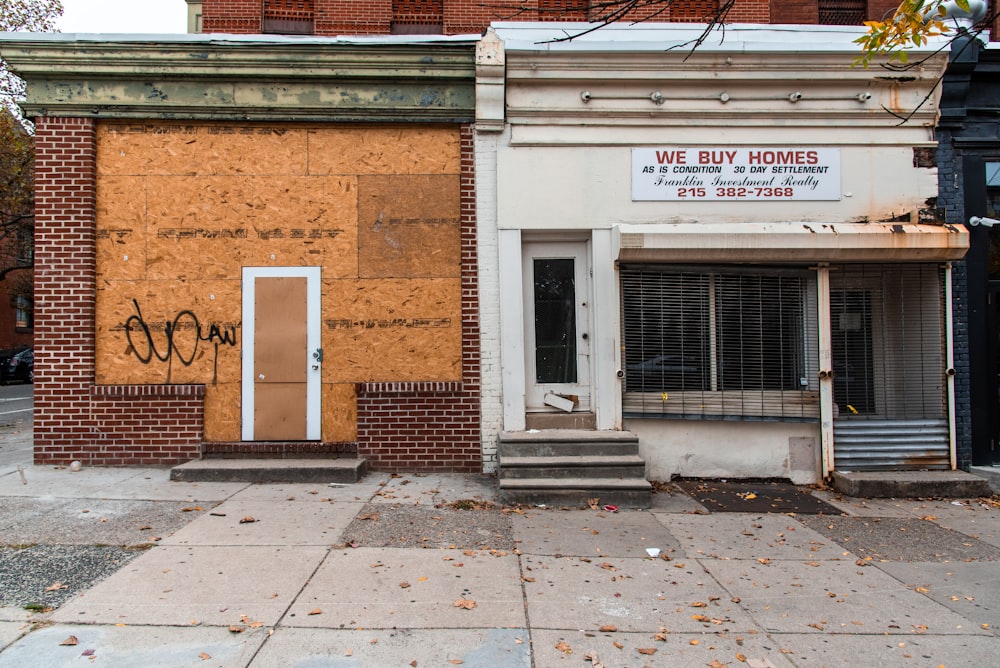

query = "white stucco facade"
[476,23,968,483]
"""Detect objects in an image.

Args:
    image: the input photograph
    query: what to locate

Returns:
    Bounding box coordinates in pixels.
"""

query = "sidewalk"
[2,423,1000,666]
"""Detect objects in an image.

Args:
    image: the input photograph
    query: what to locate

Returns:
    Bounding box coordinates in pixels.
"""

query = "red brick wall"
[356,125,480,472]
[770,0,818,23]
[203,0,262,33]
[202,0,774,34]
[33,117,204,466]
[316,0,391,35]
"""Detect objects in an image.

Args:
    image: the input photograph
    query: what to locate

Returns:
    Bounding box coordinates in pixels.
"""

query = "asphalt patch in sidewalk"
[0,544,145,609]
[799,515,1000,562]
[340,503,515,551]
[675,479,843,515]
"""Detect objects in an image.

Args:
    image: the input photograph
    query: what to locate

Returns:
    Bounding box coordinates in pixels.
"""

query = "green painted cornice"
[0,34,476,121]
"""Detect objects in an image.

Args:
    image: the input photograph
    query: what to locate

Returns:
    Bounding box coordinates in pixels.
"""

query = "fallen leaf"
[691,601,707,607]
[808,623,825,631]
[59,635,78,646]
[400,582,411,589]
[599,624,617,632]
[453,598,477,610]
[182,506,203,512]
[613,641,624,649]
[599,562,617,571]
[308,608,322,615]
[756,558,770,565]
[692,614,710,622]
[82,649,95,656]
[736,653,747,662]
[555,641,572,654]
[239,516,256,524]
[521,576,536,583]
[45,582,68,592]
[689,639,700,645]
[199,652,211,660]
[448,660,463,665]
[708,660,726,668]
[228,625,245,633]
[637,647,658,655]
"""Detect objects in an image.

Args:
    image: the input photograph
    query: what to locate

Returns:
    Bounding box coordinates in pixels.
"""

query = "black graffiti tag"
[124,299,237,382]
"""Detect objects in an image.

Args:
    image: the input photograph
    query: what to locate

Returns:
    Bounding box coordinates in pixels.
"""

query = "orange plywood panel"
[322,383,358,443]
[96,122,308,177]
[96,176,148,282]
[322,278,461,382]
[254,382,308,440]
[357,174,460,279]
[307,125,460,176]
[204,383,241,442]
[96,280,242,386]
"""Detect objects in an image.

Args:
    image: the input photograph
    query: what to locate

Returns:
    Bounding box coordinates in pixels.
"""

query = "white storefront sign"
[632,148,841,201]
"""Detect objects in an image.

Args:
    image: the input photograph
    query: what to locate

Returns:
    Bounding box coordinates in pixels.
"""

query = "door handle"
[312,348,323,370]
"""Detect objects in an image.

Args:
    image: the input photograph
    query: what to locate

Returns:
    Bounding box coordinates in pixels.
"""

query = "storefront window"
[620,265,818,420]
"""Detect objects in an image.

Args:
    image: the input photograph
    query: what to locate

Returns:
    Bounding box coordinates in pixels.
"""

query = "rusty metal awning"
[614,222,969,263]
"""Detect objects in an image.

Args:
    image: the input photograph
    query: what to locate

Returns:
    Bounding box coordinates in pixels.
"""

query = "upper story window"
[391,0,444,34]
[818,0,866,25]
[263,0,314,35]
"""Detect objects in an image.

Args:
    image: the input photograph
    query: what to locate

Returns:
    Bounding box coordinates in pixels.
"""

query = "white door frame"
[241,266,322,441]
[522,240,592,412]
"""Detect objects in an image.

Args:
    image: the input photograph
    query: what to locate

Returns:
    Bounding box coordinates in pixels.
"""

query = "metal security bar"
[830,263,949,470]
[621,265,819,421]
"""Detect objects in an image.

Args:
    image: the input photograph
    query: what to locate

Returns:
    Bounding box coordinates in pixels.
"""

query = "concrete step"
[499,477,652,508]
[170,458,367,484]
[499,455,646,480]
[970,466,1000,495]
[830,470,992,498]
[498,430,640,458]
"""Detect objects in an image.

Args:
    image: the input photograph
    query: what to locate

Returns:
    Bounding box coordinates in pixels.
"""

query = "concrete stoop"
[830,469,993,498]
[169,458,367,484]
[969,466,1000,495]
[498,430,652,508]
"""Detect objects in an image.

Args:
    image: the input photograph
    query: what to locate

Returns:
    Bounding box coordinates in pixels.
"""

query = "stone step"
[830,470,992,498]
[498,430,640,458]
[499,477,652,509]
[500,455,646,480]
[170,458,367,484]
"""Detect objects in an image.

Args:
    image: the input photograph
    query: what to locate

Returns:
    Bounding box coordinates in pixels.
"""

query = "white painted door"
[242,267,322,441]
[523,241,591,412]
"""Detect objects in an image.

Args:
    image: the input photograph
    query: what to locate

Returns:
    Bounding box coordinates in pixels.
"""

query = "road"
[0,382,32,468]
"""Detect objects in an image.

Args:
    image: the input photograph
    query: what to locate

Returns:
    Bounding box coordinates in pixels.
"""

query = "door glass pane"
[534,258,577,383]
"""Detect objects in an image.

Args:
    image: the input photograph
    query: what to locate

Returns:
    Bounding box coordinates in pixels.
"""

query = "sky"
[56,0,188,34]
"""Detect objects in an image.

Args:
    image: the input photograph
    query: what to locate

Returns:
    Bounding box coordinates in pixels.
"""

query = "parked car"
[1,346,33,383]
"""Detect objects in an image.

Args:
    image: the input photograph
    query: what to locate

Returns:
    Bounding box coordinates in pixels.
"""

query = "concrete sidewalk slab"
[0,621,28,653]
[51,545,329,627]
[0,623,267,667]
[530,628,796,667]
[521,554,758,633]
[891,498,1000,548]
[286,547,525,630]
[875,560,1000,633]
[3,499,213,546]
[657,513,847,561]
[160,499,364,547]
[249,627,531,667]
[769,632,1000,667]
[369,473,498,506]
[810,491,916,518]
[649,488,708,514]
[709,558,989,636]
[0,465,246,503]
[225,480,384,503]
[511,508,680,558]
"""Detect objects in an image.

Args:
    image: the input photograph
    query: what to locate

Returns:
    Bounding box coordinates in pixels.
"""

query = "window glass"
[621,266,817,420]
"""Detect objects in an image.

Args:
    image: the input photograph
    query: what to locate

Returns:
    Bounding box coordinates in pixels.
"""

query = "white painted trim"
[241,266,322,441]
[817,266,834,477]
[498,230,525,431]
[590,229,620,430]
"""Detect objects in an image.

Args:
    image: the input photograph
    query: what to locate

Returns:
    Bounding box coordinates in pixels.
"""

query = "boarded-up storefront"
[2,34,481,470]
